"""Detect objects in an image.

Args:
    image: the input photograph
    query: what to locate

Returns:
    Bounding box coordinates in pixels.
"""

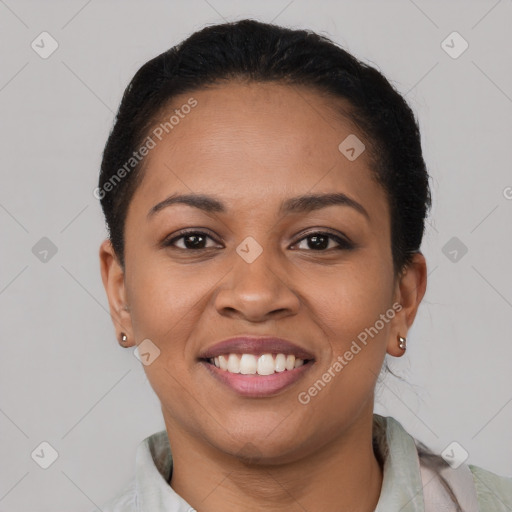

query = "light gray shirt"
[96,413,512,511]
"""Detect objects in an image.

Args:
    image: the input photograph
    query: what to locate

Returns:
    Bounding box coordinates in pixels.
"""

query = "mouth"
[197,336,316,397]
[201,353,313,375]
[200,356,315,397]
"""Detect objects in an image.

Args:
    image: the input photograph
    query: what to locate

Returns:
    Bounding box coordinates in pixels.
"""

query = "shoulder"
[90,477,137,512]
[469,463,512,510]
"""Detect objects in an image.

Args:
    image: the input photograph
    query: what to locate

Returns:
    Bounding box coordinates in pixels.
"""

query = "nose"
[214,247,300,322]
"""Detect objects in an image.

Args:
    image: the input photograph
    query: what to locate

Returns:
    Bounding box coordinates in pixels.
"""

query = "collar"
[135,413,425,511]
[373,414,425,511]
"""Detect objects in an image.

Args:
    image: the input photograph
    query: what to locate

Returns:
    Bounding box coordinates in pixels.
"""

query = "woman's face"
[100,81,426,462]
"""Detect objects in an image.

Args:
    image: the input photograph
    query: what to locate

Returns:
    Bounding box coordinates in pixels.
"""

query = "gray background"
[0,0,511,510]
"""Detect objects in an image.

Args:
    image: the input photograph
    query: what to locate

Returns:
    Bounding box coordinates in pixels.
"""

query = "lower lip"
[201,360,314,397]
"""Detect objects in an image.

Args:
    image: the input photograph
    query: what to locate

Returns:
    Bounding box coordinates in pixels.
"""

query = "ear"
[387,252,427,357]
[99,238,134,347]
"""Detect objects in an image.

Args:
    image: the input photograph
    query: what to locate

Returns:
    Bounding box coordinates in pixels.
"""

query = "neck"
[165,409,383,512]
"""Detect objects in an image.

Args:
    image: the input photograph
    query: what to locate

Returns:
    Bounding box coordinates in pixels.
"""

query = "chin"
[212,427,311,465]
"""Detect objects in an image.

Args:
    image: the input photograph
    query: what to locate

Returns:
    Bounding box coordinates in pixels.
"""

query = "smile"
[201,354,315,397]
[206,353,309,375]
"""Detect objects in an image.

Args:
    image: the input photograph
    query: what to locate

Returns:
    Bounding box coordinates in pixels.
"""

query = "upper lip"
[198,336,315,360]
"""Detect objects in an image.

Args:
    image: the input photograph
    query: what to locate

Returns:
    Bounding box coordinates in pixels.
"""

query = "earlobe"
[99,239,134,346]
[386,252,427,357]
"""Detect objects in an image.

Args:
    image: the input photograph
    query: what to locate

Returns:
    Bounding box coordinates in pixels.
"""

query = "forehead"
[128,81,388,225]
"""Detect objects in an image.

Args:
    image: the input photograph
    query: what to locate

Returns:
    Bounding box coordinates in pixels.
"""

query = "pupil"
[309,235,328,250]
[185,234,205,249]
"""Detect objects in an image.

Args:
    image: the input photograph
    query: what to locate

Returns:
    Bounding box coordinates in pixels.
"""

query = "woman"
[97,18,512,511]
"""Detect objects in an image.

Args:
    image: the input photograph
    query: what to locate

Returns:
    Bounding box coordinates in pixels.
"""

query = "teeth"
[218,355,228,370]
[275,353,286,372]
[207,353,307,375]
[257,354,275,376]
[240,354,257,374]
[227,354,240,373]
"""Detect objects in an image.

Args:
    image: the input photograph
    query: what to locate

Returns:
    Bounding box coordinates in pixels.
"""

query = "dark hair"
[98,18,431,275]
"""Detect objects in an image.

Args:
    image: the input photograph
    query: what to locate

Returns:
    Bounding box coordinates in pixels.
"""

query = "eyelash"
[162,229,355,252]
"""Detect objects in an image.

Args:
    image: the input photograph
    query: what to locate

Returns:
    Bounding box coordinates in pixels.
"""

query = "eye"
[292,231,354,251]
[162,229,354,252]
[162,230,221,250]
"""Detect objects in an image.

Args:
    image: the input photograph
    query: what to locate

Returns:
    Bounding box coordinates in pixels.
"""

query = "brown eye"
[293,231,354,251]
[163,230,221,250]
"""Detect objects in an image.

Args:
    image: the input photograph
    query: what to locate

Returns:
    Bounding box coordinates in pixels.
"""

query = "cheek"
[126,261,223,372]
[307,259,394,353]
[297,273,392,423]
[295,262,393,420]
[127,268,202,409]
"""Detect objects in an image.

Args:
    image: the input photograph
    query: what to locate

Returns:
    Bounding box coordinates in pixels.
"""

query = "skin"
[100,81,427,512]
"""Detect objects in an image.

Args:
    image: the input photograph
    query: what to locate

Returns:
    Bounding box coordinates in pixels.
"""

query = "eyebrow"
[147,192,370,221]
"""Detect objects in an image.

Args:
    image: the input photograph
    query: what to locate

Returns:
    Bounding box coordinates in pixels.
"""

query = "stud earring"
[120,332,128,345]
[398,335,406,351]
